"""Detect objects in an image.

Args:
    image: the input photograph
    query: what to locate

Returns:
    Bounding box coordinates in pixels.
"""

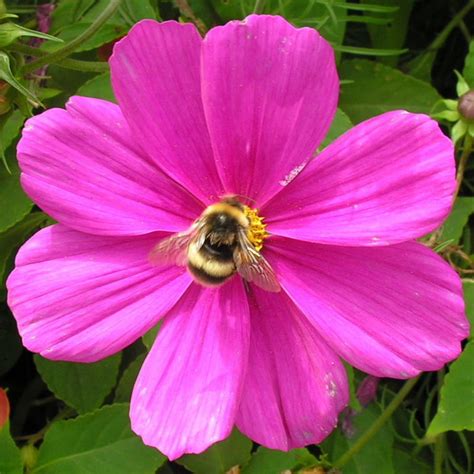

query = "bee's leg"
[243,278,251,293]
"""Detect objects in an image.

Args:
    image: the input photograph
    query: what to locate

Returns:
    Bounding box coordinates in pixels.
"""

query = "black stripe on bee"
[187,264,234,286]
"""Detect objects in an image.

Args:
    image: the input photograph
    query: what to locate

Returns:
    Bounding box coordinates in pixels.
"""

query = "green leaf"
[443,99,459,111]
[114,354,145,403]
[76,71,115,102]
[451,119,468,144]
[31,404,165,474]
[51,0,96,33]
[323,405,394,474]
[361,0,414,66]
[427,341,474,436]
[0,13,19,20]
[265,0,348,62]
[342,15,392,26]
[0,212,47,292]
[321,108,353,148]
[345,363,361,411]
[242,447,317,474]
[454,70,470,97]
[177,429,252,474]
[34,86,61,100]
[0,109,25,171]
[80,0,127,25]
[35,353,122,414]
[142,322,162,351]
[392,448,431,474]
[0,52,42,107]
[0,421,23,474]
[440,197,474,244]
[407,51,437,82]
[431,110,459,122]
[0,22,63,48]
[47,64,96,103]
[333,2,399,13]
[121,0,158,22]
[433,239,454,254]
[339,59,441,123]
[333,45,408,57]
[463,40,474,87]
[43,22,126,53]
[469,122,474,138]
[0,147,33,232]
[463,280,474,337]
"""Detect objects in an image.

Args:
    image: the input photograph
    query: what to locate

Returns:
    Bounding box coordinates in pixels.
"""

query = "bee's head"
[211,213,238,231]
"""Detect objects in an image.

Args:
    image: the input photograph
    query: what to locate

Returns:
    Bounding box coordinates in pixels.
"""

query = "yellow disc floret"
[243,206,268,252]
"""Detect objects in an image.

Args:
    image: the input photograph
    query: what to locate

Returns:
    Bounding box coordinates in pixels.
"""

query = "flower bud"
[0,388,10,429]
[356,375,380,407]
[21,444,39,470]
[458,90,474,121]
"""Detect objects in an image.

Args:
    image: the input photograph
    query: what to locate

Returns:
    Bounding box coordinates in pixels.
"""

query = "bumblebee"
[149,196,280,292]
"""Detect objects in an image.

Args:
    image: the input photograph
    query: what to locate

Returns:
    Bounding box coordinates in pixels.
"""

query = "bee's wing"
[149,221,206,267]
[235,230,281,292]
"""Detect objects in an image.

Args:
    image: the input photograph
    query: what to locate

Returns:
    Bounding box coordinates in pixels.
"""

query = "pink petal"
[130,280,250,460]
[18,96,201,236]
[264,112,455,245]
[236,287,348,450]
[110,20,223,203]
[7,225,191,362]
[201,15,338,205]
[266,237,468,378]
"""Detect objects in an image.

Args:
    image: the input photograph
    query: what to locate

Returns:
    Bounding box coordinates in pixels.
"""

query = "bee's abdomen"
[187,264,233,286]
[187,242,236,287]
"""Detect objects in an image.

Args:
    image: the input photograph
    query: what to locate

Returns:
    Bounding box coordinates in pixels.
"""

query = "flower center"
[243,206,268,251]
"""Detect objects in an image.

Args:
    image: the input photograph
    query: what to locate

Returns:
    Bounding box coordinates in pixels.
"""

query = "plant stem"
[20,0,122,76]
[8,43,109,73]
[459,19,472,44]
[254,0,266,14]
[175,0,207,35]
[454,133,473,200]
[434,435,446,474]
[333,375,421,469]
[433,368,446,474]
[429,0,474,51]
[410,0,474,76]
[16,407,76,445]
[10,377,45,437]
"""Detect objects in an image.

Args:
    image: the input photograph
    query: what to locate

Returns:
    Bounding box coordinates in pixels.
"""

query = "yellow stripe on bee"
[187,246,235,277]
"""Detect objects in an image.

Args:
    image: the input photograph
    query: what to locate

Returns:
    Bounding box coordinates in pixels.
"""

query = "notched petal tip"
[236,288,348,450]
[110,18,201,62]
[266,110,456,245]
[267,237,468,378]
[16,96,199,235]
[201,13,338,206]
[129,281,250,459]
[109,15,223,203]
[7,225,192,363]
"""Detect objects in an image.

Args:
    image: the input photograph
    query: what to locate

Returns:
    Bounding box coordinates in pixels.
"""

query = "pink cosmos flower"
[7,15,469,460]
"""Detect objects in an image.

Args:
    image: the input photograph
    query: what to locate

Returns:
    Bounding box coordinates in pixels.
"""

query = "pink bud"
[458,90,474,121]
[356,375,380,407]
